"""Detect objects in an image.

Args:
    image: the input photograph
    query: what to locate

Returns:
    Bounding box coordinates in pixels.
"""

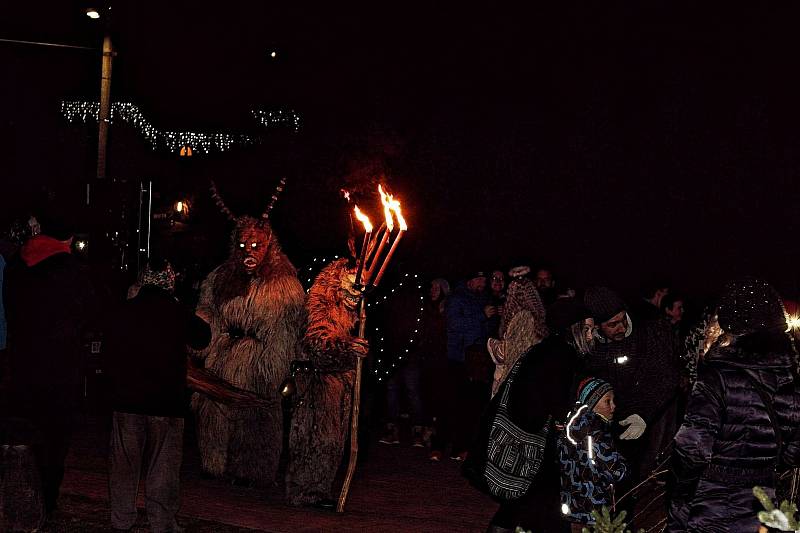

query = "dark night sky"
[2,2,800,298]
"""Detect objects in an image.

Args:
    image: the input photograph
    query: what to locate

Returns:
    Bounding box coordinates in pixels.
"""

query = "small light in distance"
[270,51,277,58]
[86,8,100,19]
[75,240,88,251]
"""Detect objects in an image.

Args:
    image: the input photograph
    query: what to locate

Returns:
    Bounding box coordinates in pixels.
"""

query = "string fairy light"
[251,108,301,132]
[300,262,426,382]
[370,273,425,381]
[300,256,340,290]
[60,101,301,154]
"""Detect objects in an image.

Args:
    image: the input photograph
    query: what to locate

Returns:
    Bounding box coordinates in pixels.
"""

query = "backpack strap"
[497,356,526,410]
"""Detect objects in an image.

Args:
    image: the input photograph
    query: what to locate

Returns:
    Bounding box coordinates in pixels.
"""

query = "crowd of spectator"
[378,264,800,533]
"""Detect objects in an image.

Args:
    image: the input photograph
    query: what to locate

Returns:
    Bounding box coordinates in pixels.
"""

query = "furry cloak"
[192,218,306,485]
[285,258,364,505]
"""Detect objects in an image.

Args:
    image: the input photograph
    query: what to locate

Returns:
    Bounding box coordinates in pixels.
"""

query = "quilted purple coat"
[667,338,800,533]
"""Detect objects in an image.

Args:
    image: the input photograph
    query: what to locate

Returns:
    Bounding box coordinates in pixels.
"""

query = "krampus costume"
[192,181,306,485]
[285,258,367,506]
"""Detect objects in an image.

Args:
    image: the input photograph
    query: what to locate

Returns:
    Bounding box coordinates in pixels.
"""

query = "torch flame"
[378,184,408,231]
[353,205,373,233]
[379,184,394,231]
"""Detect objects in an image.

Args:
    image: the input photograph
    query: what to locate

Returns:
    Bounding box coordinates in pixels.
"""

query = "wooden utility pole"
[96,31,113,180]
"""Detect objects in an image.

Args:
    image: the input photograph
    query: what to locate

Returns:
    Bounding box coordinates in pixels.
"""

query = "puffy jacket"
[558,408,628,525]
[667,342,800,533]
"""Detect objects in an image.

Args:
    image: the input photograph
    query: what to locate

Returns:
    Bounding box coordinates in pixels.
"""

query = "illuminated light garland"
[371,273,424,382]
[60,100,301,154]
[300,255,343,291]
[251,108,301,132]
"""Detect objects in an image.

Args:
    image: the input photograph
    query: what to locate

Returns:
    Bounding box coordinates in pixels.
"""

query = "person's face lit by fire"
[236,226,270,273]
[600,311,628,342]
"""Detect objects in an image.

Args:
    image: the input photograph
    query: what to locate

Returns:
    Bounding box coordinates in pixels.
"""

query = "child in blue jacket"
[558,377,628,531]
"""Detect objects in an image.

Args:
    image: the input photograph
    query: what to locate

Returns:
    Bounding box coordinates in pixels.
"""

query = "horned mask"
[210,178,286,275]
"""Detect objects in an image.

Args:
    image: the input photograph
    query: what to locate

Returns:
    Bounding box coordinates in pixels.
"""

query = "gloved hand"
[619,414,646,440]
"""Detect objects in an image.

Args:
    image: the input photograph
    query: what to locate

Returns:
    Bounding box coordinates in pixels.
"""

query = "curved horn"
[262,177,287,220]
[209,180,236,222]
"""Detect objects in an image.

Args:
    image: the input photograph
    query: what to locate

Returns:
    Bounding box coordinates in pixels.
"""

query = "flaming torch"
[353,205,372,287]
[337,184,408,513]
[372,185,407,286]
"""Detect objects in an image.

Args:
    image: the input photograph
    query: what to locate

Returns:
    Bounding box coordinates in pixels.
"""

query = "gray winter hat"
[584,287,627,324]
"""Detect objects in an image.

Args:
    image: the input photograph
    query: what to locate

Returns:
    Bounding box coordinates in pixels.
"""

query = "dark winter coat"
[629,299,661,323]
[418,296,447,363]
[4,245,94,402]
[0,254,6,351]
[667,341,800,533]
[445,284,488,363]
[582,319,681,423]
[105,285,211,417]
[480,335,578,532]
[487,291,505,339]
[381,281,427,366]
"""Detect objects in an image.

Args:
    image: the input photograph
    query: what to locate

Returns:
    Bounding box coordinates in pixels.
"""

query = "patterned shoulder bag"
[484,358,552,500]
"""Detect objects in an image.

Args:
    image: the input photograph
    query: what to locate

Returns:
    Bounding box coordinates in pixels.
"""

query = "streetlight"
[85,8,100,19]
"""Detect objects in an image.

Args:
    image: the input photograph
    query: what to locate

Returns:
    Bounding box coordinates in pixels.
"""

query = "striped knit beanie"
[576,377,613,411]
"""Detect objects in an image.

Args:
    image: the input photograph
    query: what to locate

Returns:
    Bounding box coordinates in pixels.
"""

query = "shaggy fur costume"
[285,258,365,506]
[193,216,306,485]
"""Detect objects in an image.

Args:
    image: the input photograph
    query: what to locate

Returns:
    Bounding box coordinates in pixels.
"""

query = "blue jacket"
[445,284,488,362]
[558,408,628,525]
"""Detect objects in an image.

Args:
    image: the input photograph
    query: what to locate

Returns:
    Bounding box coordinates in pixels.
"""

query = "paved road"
[57,415,497,532]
